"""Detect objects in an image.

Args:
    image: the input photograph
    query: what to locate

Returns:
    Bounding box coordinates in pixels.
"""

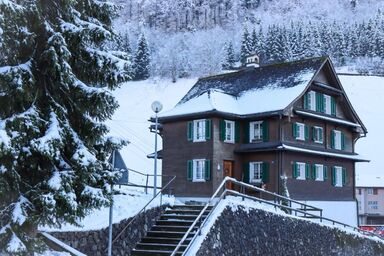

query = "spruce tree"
[134,33,151,80]
[240,27,253,64]
[222,42,236,70]
[0,0,130,254]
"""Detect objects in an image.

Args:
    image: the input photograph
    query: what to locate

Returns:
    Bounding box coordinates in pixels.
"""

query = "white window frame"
[296,162,306,180]
[315,164,324,181]
[295,122,305,141]
[249,121,263,142]
[334,130,342,150]
[334,166,343,187]
[192,159,206,182]
[193,119,206,142]
[250,162,262,183]
[308,91,316,111]
[224,120,235,143]
[368,201,378,210]
[324,94,332,115]
[367,188,373,195]
[313,126,323,144]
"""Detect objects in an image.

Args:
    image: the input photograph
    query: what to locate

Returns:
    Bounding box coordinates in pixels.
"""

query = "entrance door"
[223,160,234,190]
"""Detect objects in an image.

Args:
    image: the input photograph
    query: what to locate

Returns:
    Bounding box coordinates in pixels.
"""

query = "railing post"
[145,174,149,194]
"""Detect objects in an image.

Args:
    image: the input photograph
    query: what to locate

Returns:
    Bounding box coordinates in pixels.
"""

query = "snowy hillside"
[108,74,384,186]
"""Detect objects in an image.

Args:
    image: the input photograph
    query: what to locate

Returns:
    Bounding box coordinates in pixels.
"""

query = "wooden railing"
[172,177,382,256]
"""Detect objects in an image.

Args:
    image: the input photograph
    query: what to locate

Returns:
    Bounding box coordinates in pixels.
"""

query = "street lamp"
[151,101,163,198]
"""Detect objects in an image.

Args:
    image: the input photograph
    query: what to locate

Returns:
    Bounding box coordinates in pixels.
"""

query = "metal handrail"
[106,175,176,251]
[173,177,381,256]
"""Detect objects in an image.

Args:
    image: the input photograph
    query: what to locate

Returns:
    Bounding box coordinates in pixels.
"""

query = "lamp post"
[151,101,163,198]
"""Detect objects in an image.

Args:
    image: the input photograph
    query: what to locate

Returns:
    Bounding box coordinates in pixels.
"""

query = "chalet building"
[156,56,367,226]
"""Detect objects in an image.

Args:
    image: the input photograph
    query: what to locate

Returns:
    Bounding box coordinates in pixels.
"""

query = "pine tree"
[134,33,151,80]
[122,32,133,56]
[0,0,130,254]
[240,27,253,64]
[222,42,236,70]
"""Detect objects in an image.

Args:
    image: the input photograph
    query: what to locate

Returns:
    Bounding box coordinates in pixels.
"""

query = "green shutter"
[243,163,250,183]
[342,167,347,186]
[331,167,336,186]
[219,119,225,141]
[262,162,269,183]
[187,160,193,181]
[262,120,269,142]
[320,93,325,112]
[316,92,324,112]
[323,166,328,180]
[312,164,317,180]
[187,121,193,141]
[341,132,345,150]
[205,119,211,140]
[319,128,323,143]
[312,127,316,141]
[292,123,297,139]
[244,122,250,143]
[331,97,336,116]
[303,93,309,109]
[331,130,335,149]
[304,125,309,141]
[235,122,240,143]
[205,160,211,181]
[292,163,298,179]
[305,163,310,179]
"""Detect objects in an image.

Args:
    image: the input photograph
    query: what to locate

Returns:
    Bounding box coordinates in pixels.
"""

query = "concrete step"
[136,242,188,251]
[146,231,196,238]
[140,236,192,245]
[151,225,193,232]
[155,220,194,226]
[160,214,208,221]
[130,248,182,256]
[172,205,213,211]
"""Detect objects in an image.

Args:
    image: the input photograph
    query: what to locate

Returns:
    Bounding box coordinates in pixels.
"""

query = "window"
[331,130,345,150]
[368,201,378,210]
[304,91,316,111]
[250,162,262,183]
[358,189,361,195]
[250,121,263,142]
[187,159,211,182]
[225,120,235,143]
[314,164,324,181]
[367,188,373,195]
[324,95,332,115]
[312,126,323,143]
[293,162,307,180]
[332,166,345,187]
[293,122,308,141]
[194,119,206,142]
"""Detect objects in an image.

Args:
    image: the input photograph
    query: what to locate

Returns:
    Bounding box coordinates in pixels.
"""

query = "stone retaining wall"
[50,206,165,256]
[196,206,384,256]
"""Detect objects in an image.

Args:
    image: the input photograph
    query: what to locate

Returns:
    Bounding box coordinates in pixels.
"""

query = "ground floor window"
[292,162,308,180]
[187,159,211,182]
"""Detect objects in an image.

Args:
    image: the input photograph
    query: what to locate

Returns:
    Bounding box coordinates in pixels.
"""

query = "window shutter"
[292,163,298,179]
[219,120,225,141]
[304,125,309,141]
[331,130,335,149]
[312,164,316,180]
[331,167,336,186]
[187,121,193,141]
[205,119,211,140]
[331,97,336,116]
[342,167,347,186]
[262,120,269,142]
[316,92,323,112]
[320,93,325,112]
[187,160,193,181]
[319,128,323,142]
[235,121,240,143]
[244,122,250,143]
[262,162,269,183]
[312,127,316,141]
[292,123,297,139]
[243,163,250,183]
[205,160,211,181]
[305,163,310,179]
[303,93,309,109]
[341,132,345,150]
[323,166,328,180]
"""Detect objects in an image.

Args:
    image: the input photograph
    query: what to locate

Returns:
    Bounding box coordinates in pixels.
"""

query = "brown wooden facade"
[159,58,367,201]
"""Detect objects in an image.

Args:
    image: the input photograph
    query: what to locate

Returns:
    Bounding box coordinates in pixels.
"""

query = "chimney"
[245,53,260,68]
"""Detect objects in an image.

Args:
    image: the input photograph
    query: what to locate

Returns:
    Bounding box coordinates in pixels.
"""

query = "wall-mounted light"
[217,163,221,171]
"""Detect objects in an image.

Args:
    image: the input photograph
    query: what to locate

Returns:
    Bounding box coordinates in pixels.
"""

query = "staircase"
[131,205,213,256]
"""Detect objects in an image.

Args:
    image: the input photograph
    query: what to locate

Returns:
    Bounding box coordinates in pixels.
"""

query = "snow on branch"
[11,196,30,226]
[7,232,26,253]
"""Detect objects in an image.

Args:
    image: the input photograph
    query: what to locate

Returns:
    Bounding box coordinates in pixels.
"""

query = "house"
[156,56,367,226]
[356,176,384,225]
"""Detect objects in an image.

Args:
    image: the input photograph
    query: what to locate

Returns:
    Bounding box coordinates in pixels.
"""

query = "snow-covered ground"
[108,75,384,187]
[40,187,175,232]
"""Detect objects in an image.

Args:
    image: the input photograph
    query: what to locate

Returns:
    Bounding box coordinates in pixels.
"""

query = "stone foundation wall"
[196,206,384,256]
[50,206,165,256]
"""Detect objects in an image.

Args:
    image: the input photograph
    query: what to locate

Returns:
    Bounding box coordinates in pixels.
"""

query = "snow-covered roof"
[295,110,361,127]
[159,57,326,119]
